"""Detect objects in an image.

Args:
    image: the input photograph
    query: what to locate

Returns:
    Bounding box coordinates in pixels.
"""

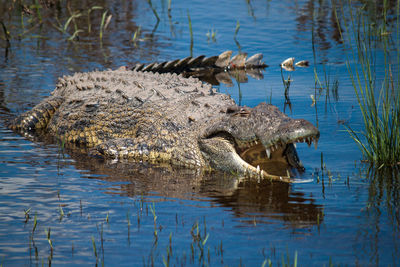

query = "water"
[0,0,399,266]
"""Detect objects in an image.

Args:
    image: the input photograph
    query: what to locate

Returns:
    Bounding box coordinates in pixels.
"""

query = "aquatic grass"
[187,10,193,57]
[234,20,241,51]
[131,26,142,46]
[45,227,53,256]
[67,29,83,41]
[333,0,400,168]
[149,201,159,241]
[32,213,38,237]
[126,210,131,243]
[234,72,243,106]
[147,0,160,23]
[97,223,105,266]
[15,198,339,266]
[49,4,108,42]
[33,0,43,23]
[206,28,217,43]
[261,251,300,267]
[52,10,83,41]
[24,207,31,223]
[162,233,172,267]
[58,205,64,221]
[1,2,112,45]
[86,6,104,33]
[189,220,210,265]
[99,10,112,42]
[246,0,255,19]
[91,236,98,265]
[280,68,293,112]
[0,21,11,45]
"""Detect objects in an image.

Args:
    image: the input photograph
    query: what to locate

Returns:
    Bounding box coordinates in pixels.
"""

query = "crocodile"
[9,51,319,182]
[130,50,267,86]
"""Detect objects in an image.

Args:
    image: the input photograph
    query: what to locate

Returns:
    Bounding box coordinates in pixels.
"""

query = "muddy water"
[0,0,399,266]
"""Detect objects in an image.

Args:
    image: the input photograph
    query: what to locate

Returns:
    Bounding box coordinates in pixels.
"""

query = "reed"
[206,28,217,43]
[99,10,112,42]
[33,0,42,23]
[334,0,400,168]
[87,6,103,33]
[0,21,10,45]
[91,236,98,264]
[32,213,37,237]
[234,20,241,51]
[187,10,193,56]
[45,227,53,256]
[147,0,160,23]
[24,207,31,223]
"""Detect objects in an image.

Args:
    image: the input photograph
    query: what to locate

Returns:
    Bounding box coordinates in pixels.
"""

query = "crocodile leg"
[9,96,64,133]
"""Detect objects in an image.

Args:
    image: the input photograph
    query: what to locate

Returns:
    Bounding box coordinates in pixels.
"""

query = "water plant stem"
[187,10,193,57]
[333,0,400,168]
[147,0,160,23]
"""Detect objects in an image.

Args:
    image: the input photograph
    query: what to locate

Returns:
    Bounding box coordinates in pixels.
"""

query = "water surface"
[0,0,399,266]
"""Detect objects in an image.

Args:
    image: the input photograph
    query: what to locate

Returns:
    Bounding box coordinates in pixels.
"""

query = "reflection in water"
[355,167,400,265]
[366,167,400,227]
[193,68,265,86]
[295,0,338,52]
[205,179,323,227]
[67,149,323,228]
[280,68,293,113]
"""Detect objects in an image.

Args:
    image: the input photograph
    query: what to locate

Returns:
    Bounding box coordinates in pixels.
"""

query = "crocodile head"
[199,103,319,182]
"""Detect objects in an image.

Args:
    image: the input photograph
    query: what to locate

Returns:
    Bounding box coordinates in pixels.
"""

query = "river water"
[0,0,399,266]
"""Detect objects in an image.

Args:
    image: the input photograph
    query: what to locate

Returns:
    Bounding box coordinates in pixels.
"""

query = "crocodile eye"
[232,107,250,117]
[226,105,240,114]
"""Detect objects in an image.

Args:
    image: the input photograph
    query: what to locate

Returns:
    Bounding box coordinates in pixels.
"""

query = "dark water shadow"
[63,148,324,229]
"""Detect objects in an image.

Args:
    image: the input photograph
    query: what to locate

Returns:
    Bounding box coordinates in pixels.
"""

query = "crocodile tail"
[9,96,64,133]
[131,51,268,75]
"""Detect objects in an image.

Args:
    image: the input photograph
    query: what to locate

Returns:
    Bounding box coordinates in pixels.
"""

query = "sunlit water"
[0,0,399,266]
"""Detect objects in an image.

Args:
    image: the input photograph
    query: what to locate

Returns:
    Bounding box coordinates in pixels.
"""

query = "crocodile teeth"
[293,143,297,148]
[306,137,312,147]
[266,148,271,159]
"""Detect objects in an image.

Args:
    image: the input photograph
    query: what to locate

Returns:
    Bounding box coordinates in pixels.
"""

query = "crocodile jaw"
[199,132,319,183]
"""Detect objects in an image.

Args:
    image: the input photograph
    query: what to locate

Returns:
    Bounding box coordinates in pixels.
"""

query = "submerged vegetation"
[0,0,112,44]
[15,196,332,267]
[334,0,400,169]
